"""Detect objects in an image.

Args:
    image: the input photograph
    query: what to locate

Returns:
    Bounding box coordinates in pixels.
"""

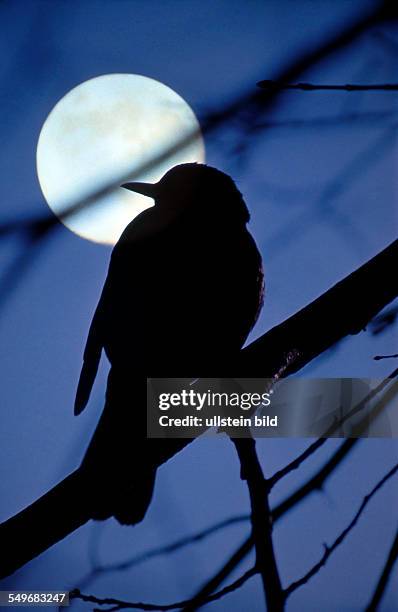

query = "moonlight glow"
[36,74,205,244]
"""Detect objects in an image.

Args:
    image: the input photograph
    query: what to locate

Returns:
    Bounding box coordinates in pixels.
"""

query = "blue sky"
[0,1,397,610]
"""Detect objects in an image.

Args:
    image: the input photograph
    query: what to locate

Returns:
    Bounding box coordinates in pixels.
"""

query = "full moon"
[36,74,205,244]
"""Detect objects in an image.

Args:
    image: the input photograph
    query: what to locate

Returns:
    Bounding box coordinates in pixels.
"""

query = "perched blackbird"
[75,163,264,524]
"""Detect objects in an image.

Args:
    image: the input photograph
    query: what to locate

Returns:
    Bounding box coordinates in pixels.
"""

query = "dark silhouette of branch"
[370,305,398,335]
[374,353,398,360]
[73,515,250,592]
[285,461,398,596]
[268,439,328,488]
[185,438,358,608]
[75,437,366,611]
[323,369,398,437]
[189,370,398,605]
[74,439,331,592]
[70,567,257,611]
[77,379,398,611]
[257,80,398,91]
[1,238,397,580]
[231,437,284,611]
[240,239,398,376]
[365,526,398,611]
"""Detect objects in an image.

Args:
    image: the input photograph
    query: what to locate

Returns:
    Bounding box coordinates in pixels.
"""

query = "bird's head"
[121,163,250,224]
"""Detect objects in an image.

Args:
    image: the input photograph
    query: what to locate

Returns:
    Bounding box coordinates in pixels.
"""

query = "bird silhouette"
[0,163,264,578]
[74,163,264,525]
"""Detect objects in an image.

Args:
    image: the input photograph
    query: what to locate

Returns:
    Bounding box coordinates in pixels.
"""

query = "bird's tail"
[0,440,193,578]
[0,470,92,580]
[110,468,157,526]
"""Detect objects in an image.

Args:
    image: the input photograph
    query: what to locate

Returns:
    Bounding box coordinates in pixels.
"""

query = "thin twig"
[257,80,398,91]
[70,566,257,611]
[285,461,398,596]
[193,369,398,601]
[186,438,358,607]
[72,515,250,592]
[365,526,398,611]
[268,439,328,489]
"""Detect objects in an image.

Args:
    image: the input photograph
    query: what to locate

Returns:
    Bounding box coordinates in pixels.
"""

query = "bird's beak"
[121,181,158,199]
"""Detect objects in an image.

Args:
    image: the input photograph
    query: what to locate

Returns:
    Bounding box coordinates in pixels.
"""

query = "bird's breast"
[104,222,263,375]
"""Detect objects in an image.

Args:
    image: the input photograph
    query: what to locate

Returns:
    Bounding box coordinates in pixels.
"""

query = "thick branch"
[240,239,398,376]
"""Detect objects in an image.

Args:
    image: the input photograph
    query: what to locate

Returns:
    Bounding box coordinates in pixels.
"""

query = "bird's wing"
[74,290,106,416]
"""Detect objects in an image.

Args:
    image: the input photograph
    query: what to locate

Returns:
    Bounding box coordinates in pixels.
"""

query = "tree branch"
[73,439,329,592]
[365,526,398,611]
[268,439,328,489]
[70,567,257,612]
[285,461,398,596]
[257,80,398,91]
[185,438,358,608]
[78,433,398,611]
[231,437,284,611]
[188,367,398,605]
[73,515,250,592]
[240,239,398,376]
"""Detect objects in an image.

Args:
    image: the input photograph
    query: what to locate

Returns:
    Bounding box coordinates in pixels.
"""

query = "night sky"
[0,1,397,610]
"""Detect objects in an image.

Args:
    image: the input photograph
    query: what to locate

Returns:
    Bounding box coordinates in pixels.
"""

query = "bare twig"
[257,80,398,91]
[190,368,398,603]
[74,439,330,592]
[71,448,398,612]
[186,438,358,607]
[72,515,250,592]
[285,461,398,596]
[268,439,328,488]
[70,567,257,611]
[365,526,398,611]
